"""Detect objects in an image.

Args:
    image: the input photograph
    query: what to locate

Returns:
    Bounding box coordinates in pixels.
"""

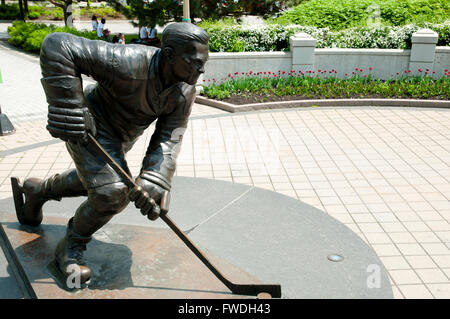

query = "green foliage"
[7,21,97,52]
[0,3,19,20]
[273,0,450,30]
[0,3,122,21]
[42,7,64,20]
[189,0,305,20]
[78,6,123,19]
[110,0,304,28]
[199,22,450,52]
[201,69,450,100]
[111,0,182,27]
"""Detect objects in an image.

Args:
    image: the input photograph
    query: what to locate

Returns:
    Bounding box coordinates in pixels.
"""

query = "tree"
[190,0,302,20]
[18,0,25,20]
[48,0,74,27]
[112,0,182,28]
[111,0,304,27]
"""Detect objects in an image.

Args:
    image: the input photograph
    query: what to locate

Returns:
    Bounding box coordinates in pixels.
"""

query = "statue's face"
[172,41,209,85]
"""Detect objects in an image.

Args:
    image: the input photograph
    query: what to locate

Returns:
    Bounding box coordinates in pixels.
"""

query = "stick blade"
[231,284,282,298]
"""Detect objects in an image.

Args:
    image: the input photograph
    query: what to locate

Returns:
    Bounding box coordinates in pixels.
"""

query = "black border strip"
[0,222,37,299]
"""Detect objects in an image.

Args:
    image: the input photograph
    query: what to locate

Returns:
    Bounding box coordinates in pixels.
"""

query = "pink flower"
[228,73,231,77]
[369,67,372,71]
[355,68,359,71]
[364,75,367,78]
[318,69,321,72]
[418,68,422,72]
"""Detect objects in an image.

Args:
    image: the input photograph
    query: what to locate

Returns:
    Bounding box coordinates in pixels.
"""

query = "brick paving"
[1,39,449,299]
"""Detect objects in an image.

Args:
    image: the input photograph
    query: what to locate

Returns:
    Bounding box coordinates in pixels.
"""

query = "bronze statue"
[11,22,210,287]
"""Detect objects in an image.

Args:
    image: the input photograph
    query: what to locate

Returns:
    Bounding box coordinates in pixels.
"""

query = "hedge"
[199,22,450,52]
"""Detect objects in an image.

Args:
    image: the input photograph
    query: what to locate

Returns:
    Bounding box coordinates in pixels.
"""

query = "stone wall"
[200,29,449,85]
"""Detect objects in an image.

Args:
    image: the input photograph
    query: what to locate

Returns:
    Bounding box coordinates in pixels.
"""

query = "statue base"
[0,212,258,299]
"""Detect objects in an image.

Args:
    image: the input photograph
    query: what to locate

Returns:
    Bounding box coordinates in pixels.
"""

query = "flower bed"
[201,68,450,104]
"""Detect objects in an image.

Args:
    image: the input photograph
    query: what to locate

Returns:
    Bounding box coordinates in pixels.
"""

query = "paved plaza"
[0,37,449,299]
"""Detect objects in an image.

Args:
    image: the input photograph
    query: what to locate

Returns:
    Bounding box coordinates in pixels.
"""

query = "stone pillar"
[290,32,316,73]
[409,29,438,76]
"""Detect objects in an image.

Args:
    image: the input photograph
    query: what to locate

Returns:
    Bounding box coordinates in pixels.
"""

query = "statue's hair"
[161,22,209,51]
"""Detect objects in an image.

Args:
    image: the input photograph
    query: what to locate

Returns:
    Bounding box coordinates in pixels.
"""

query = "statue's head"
[161,22,209,86]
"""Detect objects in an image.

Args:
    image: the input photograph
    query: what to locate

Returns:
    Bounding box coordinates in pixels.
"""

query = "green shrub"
[199,22,450,52]
[8,21,98,52]
[273,0,450,30]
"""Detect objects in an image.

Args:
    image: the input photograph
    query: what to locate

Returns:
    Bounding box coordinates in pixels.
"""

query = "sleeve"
[39,32,117,110]
[139,85,196,190]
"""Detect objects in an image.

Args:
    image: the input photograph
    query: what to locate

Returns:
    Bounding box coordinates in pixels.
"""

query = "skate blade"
[47,259,90,292]
[11,177,26,224]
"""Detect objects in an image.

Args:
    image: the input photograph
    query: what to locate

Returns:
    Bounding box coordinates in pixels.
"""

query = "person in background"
[118,33,125,45]
[97,18,106,38]
[91,15,98,32]
[146,23,160,47]
[139,25,148,41]
[103,28,112,42]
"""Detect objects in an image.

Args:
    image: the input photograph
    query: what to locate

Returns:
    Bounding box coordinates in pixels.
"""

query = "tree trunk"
[1,0,6,7]
[24,0,28,13]
[18,0,25,21]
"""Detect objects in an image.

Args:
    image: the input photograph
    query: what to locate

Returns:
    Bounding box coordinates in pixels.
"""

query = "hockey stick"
[87,133,281,298]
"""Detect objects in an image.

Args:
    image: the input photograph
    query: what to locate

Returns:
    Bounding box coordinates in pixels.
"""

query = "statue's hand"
[128,177,167,220]
[47,105,97,144]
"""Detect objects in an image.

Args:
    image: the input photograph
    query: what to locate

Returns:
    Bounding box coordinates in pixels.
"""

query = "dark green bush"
[0,4,46,20]
[0,3,20,19]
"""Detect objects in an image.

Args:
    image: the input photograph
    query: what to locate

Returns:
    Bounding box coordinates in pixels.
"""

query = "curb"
[195,96,450,113]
